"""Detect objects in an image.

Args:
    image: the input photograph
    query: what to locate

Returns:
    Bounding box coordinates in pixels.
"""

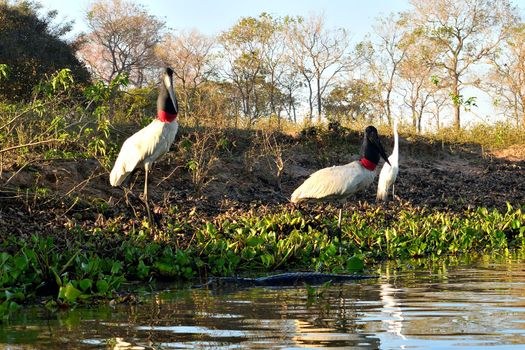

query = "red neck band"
[360,157,377,171]
[157,110,177,123]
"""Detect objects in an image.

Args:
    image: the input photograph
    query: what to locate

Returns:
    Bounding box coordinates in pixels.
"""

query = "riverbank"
[1,125,525,317]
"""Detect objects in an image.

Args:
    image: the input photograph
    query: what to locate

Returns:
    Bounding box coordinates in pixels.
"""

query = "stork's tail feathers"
[376,183,388,201]
[290,189,301,204]
[110,158,131,187]
[109,139,142,187]
[110,167,129,187]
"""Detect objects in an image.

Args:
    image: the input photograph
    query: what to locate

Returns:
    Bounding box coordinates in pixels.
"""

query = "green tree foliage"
[219,13,285,127]
[0,1,90,101]
[323,80,378,124]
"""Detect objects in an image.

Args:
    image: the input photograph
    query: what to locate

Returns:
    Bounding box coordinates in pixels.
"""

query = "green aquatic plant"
[1,203,525,319]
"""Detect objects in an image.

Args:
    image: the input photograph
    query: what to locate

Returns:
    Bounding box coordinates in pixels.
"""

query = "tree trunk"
[417,104,425,134]
[417,112,422,134]
[292,98,297,124]
[514,94,519,128]
[452,78,461,130]
[411,107,417,132]
[435,105,441,131]
[307,83,313,122]
[316,77,322,124]
[516,94,525,129]
[519,92,525,129]
[270,73,276,116]
[385,89,392,126]
[453,104,460,130]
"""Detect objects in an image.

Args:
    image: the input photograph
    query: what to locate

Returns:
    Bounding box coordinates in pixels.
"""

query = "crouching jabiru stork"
[291,126,390,252]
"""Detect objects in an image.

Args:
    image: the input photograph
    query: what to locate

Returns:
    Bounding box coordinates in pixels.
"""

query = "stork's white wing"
[291,161,375,203]
[109,120,178,186]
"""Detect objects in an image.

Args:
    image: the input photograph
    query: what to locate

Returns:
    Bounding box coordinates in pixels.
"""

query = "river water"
[2,254,525,349]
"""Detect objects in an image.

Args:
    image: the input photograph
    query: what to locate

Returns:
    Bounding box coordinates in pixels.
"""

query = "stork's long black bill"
[371,133,391,166]
[163,73,178,114]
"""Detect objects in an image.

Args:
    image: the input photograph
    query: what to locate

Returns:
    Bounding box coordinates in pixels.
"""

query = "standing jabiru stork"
[110,67,179,224]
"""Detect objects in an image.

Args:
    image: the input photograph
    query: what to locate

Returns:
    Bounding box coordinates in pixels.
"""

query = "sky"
[41,0,411,39]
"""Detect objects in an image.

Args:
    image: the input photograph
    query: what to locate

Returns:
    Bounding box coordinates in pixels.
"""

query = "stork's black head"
[362,126,390,166]
[157,67,178,116]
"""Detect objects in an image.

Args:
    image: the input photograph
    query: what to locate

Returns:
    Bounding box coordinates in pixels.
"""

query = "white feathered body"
[376,120,399,201]
[291,161,377,203]
[110,119,179,186]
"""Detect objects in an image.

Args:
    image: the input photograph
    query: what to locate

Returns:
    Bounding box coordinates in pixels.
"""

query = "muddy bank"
[1,128,524,237]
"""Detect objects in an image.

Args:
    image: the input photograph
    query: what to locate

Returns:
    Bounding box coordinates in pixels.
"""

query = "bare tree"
[397,28,442,133]
[430,90,449,131]
[487,23,525,128]
[279,64,302,123]
[79,0,165,87]
[364,13,409,126]
[409,0,518,129]
[287,14,353,123]
[156,30,216,123]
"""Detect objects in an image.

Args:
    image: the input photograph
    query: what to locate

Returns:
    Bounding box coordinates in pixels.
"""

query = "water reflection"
[380,282,406,342]
[2,255,525,349]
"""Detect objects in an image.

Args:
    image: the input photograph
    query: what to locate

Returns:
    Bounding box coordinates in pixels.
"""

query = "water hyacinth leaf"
[325,244,337,257]
[195,257,205,268]
[260,254,274,268]
[0,301,8,318]
[247,236,263,247]
[175,250,190,265]
[137,260,150,279]
[347,256,364,272]
[111,261,123,275]
[0,252,10,266]
[242,247,256,259]
[182,267,194,279]
[96,280,109,294]
[5,289,25,302]
[78,279,93,292]
[59,283,82,302]
[154,261,178,277]
[8,301,21,313]
[12,255,28,273]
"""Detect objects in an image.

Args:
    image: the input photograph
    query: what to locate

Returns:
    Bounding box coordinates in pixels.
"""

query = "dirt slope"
[1,129,524,236]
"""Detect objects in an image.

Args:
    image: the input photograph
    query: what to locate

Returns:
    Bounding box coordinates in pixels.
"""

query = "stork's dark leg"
[123,187,139,217]
[392,184,396,200]
[337,208,343,255]
[144,167,153,228]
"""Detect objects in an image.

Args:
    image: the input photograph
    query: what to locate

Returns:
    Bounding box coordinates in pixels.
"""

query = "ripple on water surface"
[2,256,525,349]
